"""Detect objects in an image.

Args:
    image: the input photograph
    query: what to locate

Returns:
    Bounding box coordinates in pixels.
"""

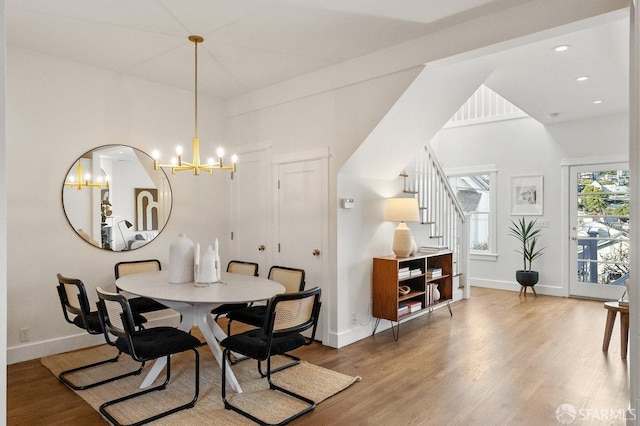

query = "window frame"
[446,165,498,261]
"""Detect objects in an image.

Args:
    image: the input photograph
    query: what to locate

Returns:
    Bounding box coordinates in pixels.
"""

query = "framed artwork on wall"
[135,188,159,230]
[511,175,543,215]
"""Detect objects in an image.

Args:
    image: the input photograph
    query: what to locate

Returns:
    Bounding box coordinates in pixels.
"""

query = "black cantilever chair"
[226,265,305,334]
[211,260,260,322]
[226,265,306,375]
[114,259,169,316]
[221,287,322,426]
[96,287,201,426]
[56,273,146,390]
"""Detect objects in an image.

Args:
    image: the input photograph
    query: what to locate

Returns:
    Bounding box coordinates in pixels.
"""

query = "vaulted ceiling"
[6,1,628,124]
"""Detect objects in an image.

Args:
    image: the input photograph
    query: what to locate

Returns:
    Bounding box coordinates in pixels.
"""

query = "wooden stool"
[602,301,629,358]
[519,285,537,297]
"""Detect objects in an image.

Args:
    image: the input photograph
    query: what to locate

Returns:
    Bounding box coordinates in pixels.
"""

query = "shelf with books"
[399,290,426,303]
[372,252,453,340]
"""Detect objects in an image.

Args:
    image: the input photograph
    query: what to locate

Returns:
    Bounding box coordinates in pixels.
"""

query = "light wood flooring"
[7,288,629,425]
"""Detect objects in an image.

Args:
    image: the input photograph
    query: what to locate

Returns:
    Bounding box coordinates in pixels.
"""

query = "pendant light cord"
[194,38,198,139]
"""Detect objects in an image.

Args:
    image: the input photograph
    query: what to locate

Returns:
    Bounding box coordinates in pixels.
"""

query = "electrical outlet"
[351,312,357,325]
[19,327,30,342]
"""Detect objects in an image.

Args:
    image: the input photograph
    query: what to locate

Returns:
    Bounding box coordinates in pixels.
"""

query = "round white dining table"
[116,269,285,393]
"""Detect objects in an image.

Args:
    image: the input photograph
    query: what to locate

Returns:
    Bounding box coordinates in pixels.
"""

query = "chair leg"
[222,348,269,425]
[265,355,316,424]
[222,348,316,426]
[58,350,145,391]
[257,353,301,378]
[100,350,199,426]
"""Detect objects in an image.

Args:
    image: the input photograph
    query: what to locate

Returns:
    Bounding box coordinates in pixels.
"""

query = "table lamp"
[385,198,420,257]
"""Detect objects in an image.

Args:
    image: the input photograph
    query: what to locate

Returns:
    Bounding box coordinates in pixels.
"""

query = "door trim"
[273,147,330,164]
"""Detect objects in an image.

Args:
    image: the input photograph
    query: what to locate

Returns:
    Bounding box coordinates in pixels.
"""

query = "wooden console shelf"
[372,252,453,340]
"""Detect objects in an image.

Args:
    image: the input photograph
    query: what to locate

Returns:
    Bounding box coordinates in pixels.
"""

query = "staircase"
[402,144,467,291]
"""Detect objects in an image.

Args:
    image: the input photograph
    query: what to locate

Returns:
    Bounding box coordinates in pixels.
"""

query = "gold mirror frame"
[62,145,172,251]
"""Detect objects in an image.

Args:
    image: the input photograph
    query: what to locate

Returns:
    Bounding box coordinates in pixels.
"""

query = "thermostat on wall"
[341,198,355,209]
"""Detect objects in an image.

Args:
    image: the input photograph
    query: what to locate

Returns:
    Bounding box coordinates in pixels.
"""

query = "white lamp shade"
[385,198,419,257]
[385,198,420,223]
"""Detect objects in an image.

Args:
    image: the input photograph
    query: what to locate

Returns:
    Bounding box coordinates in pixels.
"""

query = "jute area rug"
[41,344,360,425]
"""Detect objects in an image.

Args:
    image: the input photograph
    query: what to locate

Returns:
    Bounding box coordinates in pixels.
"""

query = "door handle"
[313,249,321,256]
[258,245,266,251]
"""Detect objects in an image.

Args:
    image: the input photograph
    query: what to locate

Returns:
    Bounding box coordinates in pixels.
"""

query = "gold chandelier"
[153,35,236,175]
[64,160,109,190]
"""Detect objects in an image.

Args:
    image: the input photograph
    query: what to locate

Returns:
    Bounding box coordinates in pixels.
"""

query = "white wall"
[430,113,628,295]
[6,47,230,363]
[1,0,7,418]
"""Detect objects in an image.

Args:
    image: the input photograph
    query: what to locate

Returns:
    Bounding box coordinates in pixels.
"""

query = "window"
[448,169,497,258]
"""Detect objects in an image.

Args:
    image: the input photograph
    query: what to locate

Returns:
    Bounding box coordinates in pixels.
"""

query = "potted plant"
[508,217,544,287]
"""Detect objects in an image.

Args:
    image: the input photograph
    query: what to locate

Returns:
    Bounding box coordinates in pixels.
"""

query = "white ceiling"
[6,0,629,124]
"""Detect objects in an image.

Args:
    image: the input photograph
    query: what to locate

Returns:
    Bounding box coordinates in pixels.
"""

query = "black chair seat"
[74,311,146,333]
[116,327,201,360]
[128,296,167,315]
[72,311,102,333]
[115,260,170,316]
[226,305,266,328]
[221,329,305,360]
[212,303,248,316]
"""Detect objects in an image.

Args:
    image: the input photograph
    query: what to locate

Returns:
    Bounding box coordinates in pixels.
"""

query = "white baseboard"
[8,314,180,364]
[330,298,461,348]
[468,278,564,297]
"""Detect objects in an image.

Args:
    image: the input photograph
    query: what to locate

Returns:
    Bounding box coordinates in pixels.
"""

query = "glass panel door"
[569,163,629,299]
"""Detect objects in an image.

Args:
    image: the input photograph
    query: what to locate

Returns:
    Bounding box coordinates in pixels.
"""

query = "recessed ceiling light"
[576,76,589,82]
[593,100,604,104]
[554,45,570,52]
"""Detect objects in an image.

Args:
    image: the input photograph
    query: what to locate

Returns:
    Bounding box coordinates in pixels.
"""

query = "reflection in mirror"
[62,145,172,251]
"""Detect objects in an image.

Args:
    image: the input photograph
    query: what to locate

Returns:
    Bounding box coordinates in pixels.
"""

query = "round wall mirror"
[62,145,172,251]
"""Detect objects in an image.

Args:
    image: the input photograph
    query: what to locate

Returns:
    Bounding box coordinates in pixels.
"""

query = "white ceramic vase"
[169,234,194,283]
[197,245,216,284]
[433,285,441,302]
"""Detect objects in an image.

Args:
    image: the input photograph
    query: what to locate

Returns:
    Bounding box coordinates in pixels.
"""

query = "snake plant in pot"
[509,217,545,286]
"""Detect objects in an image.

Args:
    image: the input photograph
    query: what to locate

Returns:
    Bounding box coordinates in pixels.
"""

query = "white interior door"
[274,157,327,341]
[569,163,629,300]
[231,148,271,274]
